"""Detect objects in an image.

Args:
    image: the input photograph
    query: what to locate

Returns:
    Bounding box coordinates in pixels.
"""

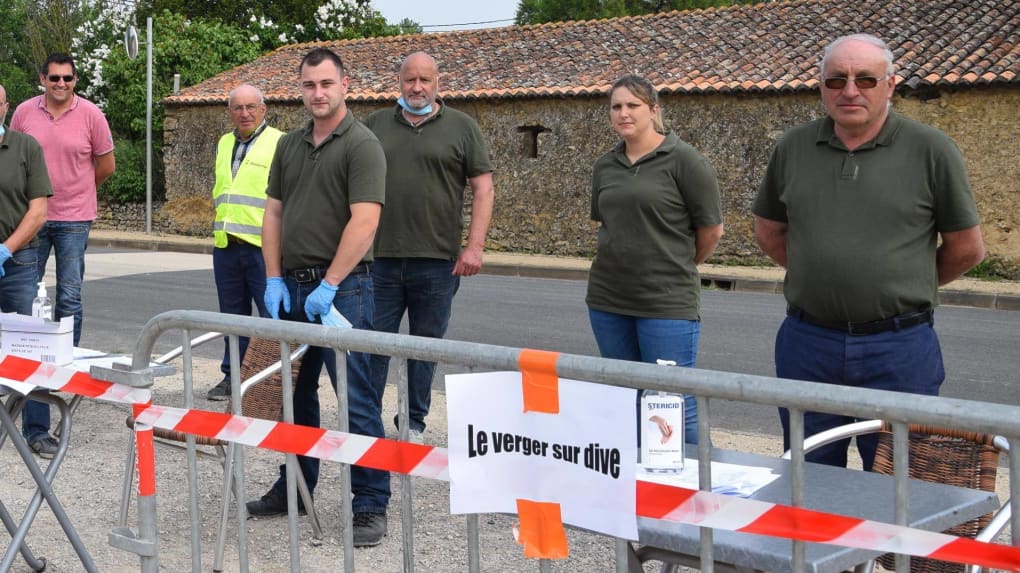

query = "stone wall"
[159,87,1019,267]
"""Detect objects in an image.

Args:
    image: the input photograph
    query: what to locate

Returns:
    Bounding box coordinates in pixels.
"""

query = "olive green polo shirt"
[753,112,980,322]
[586,132,722,320]
[0,130,52,245]
[266,113,386,269]
[364,103,492,260]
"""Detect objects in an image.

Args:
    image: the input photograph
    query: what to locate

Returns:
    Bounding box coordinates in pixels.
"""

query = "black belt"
[226,235,247,245]
[787,306,933,336]
[285,263,371,283]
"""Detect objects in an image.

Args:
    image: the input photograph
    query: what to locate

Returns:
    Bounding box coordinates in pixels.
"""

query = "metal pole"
[145,16,153,234]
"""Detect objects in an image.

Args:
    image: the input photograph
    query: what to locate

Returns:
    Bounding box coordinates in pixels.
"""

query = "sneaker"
[407,429,425,445]
[352,512,387,547]
[206,378,231,401]
[29,435,59,459]
[246,489,307,518]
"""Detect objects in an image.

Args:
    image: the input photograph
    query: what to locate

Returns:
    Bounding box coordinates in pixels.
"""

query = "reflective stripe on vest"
[213,193,266,209]
[213,221,263,236]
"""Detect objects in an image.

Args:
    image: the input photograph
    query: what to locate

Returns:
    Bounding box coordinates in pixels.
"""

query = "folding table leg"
[0,395,47,571]
[0,482,47,571]
[0,393,99,573]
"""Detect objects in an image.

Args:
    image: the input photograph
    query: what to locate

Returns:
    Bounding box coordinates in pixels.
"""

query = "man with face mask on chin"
[363,51,494,445]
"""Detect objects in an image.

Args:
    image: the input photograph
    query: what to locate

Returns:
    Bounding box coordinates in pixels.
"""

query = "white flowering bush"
[314,0,375,39]
[71,1,134,107]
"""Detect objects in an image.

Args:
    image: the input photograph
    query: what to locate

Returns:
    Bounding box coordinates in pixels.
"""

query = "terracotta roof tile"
[166,0,1020,105]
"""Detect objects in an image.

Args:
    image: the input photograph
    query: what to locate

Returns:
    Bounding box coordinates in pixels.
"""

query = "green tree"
[145,0,421,48]
[0,0,36,105]
[515,0,761,25]
[74,9,262,202]
[23,0,91,68]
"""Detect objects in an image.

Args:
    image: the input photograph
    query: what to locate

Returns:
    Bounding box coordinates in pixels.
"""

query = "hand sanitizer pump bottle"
[639,359,686,472]
[31,282,52,320]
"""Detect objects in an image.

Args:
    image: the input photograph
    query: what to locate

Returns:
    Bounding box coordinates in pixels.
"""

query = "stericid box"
[0,313,74,366]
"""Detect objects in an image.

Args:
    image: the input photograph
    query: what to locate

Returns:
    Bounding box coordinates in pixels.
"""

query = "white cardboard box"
[0,313,74,366]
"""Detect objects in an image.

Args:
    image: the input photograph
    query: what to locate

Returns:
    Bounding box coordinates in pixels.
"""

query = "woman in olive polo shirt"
[586,75,724,444]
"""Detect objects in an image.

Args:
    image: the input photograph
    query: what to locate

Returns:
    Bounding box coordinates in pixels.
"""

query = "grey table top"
[637,448,1000,573]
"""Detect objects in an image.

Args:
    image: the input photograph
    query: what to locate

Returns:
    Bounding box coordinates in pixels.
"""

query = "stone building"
[163,0,1020,268]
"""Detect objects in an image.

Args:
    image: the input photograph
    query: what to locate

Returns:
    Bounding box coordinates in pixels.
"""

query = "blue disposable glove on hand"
[0,244,11,279]
[264,276,290,320]
[304,279,338,321]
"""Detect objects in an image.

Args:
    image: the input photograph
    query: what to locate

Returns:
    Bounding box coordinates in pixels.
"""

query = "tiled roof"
[167,0,1020,104]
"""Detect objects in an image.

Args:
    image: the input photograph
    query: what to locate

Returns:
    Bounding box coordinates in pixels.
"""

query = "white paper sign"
[446,371,638,540]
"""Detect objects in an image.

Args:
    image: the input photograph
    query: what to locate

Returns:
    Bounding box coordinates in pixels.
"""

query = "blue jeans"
[370,258,460,433]
[269,272,390,514]
[213,242,268,378]
[0,247,51,441]
[36,220,91,346]
[588,309,701,445]
[775,315,945,470]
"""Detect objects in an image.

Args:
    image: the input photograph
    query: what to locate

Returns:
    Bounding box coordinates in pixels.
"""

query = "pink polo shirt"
[10,94,115,221]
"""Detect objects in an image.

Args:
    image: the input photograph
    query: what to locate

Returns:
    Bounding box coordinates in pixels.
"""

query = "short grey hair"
[820,33,895,77]
[227,83,266,106]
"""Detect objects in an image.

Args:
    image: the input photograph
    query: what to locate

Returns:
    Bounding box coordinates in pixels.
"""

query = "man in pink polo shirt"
[10,52,115,458]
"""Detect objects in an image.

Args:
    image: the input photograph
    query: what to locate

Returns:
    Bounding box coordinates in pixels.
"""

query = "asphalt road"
[72,248,1019,437]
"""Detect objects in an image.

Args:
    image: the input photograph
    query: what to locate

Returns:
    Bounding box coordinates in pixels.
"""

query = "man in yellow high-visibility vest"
[207,83,284,400]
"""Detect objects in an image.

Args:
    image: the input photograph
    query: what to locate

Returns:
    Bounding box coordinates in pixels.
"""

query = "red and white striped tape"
[134,404,450,480]
[0,354,150,405]
[135,403,1019,571]
[3,354,1015,569]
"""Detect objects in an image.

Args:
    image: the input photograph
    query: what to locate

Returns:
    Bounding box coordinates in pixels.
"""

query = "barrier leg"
[398,359,415,573]
[109,407,158,573]
[118,431,137,526]
[214,443,234,573]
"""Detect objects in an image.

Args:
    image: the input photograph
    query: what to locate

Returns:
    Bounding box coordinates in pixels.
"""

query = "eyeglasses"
[822,76,886,90]
[229,103,260,114]
[47,74,75,83]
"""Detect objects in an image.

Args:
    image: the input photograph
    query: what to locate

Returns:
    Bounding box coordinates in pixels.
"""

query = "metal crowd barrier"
[108,309,1020,573]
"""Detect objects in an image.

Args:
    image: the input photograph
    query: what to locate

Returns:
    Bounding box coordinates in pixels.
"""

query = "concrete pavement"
[90,229,1020,311]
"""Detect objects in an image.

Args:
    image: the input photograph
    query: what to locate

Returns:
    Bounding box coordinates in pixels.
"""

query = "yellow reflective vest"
[212,126,284,248]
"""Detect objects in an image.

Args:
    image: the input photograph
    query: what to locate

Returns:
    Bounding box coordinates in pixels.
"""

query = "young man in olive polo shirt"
[753,34,985,470]
[250,47,390,546]
[363,51,494,444]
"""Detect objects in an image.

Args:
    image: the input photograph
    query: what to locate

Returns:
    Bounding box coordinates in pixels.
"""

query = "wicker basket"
[126,337,303,446]
[871,425,1000,573]
[231,337,303,421]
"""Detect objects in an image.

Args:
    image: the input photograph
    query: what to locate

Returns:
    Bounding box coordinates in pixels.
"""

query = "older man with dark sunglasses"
[752,33,985,470]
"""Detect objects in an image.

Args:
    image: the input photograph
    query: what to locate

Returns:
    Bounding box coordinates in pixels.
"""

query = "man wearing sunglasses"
[752,34,985,470]
[10,53,115,458]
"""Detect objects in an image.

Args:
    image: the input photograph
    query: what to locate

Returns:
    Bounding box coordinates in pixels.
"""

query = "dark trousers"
[269,272,390,514]
[213,242,268,377]
[776,315,945,470]
[369,258,459,433]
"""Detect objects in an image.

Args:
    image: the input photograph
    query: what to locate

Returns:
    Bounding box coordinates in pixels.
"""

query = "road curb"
[701,273,1016,311]
[89,232,1018,311]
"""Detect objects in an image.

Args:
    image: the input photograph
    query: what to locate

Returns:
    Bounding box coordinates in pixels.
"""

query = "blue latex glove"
[0,244,10,279]
[321,306,352,329]
[304,279,338,321]
[264,276,290,320]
